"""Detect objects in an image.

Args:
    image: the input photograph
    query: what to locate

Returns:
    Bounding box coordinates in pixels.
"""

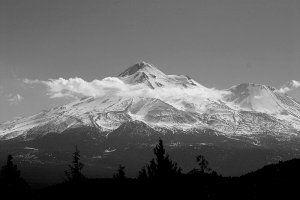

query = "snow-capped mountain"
[1,62,300,146]
[1,61,300,181]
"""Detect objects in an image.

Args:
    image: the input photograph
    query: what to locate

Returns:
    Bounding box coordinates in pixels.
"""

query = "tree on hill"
[138,138,182,180]
[0,155,28,189]
[113,165,126,180]
[188,154,212,175]
[65,146,85,182]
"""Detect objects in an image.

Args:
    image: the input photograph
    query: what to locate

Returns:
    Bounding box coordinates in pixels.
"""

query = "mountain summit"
[119,61,164,77]
[119,61,201,89]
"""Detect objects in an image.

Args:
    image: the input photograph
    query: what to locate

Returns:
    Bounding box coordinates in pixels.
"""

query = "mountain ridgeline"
[0,62,300,184]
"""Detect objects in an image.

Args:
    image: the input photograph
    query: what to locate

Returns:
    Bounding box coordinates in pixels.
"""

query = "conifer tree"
[65,146,85,182]
[113,165,126,180]
[189,154,211,174]
[138,166,148,180]
[138,138,182,180]
[0,155,28,188]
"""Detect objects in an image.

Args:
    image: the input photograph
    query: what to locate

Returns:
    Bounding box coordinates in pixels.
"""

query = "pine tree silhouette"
[65,146,85,182]
[138,166,148,181]
[113,165,126,180]
[189,154,212,174]
[138,138,182,180]
[0,155,28,189]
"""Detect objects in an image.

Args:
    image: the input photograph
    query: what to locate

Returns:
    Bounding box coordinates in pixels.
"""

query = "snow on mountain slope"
[225,83,283,113]
[224,83,300,130]
[119,62,203,89]
[1,62,300,144]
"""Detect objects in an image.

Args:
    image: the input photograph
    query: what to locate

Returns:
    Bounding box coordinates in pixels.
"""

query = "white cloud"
[24,77,138,98]
[8,93,24,105]
[23,77,228,102]
[278,80,300,93]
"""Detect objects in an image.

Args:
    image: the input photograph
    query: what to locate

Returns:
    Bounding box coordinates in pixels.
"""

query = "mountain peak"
[119,62,164,77]
[224,82,287,113]
[118,62,170,88]
[118,61,204,89]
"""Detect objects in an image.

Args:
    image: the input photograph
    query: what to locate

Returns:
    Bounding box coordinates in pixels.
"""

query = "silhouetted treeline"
[1,138,300,199]
[0,155,31,198]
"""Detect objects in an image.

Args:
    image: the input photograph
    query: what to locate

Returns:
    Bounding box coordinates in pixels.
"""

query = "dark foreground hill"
[33,159,300,200]
[2,158,299,199]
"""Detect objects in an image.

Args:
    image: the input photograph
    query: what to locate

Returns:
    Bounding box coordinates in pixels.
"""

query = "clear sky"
[0,0,300,122]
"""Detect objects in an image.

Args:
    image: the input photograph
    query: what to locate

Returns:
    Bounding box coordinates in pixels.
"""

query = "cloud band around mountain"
[23,77,228,101]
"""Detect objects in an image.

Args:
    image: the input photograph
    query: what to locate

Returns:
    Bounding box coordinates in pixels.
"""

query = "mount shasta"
[1,62,300,183]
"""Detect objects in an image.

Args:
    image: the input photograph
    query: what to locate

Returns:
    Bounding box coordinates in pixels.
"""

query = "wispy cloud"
[278,80,300,93]
[7,93,24,105]
[24,77,132,98]
[23,77,228,101]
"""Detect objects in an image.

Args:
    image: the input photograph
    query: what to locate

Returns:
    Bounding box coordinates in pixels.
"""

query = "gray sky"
[0,0,300,122]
